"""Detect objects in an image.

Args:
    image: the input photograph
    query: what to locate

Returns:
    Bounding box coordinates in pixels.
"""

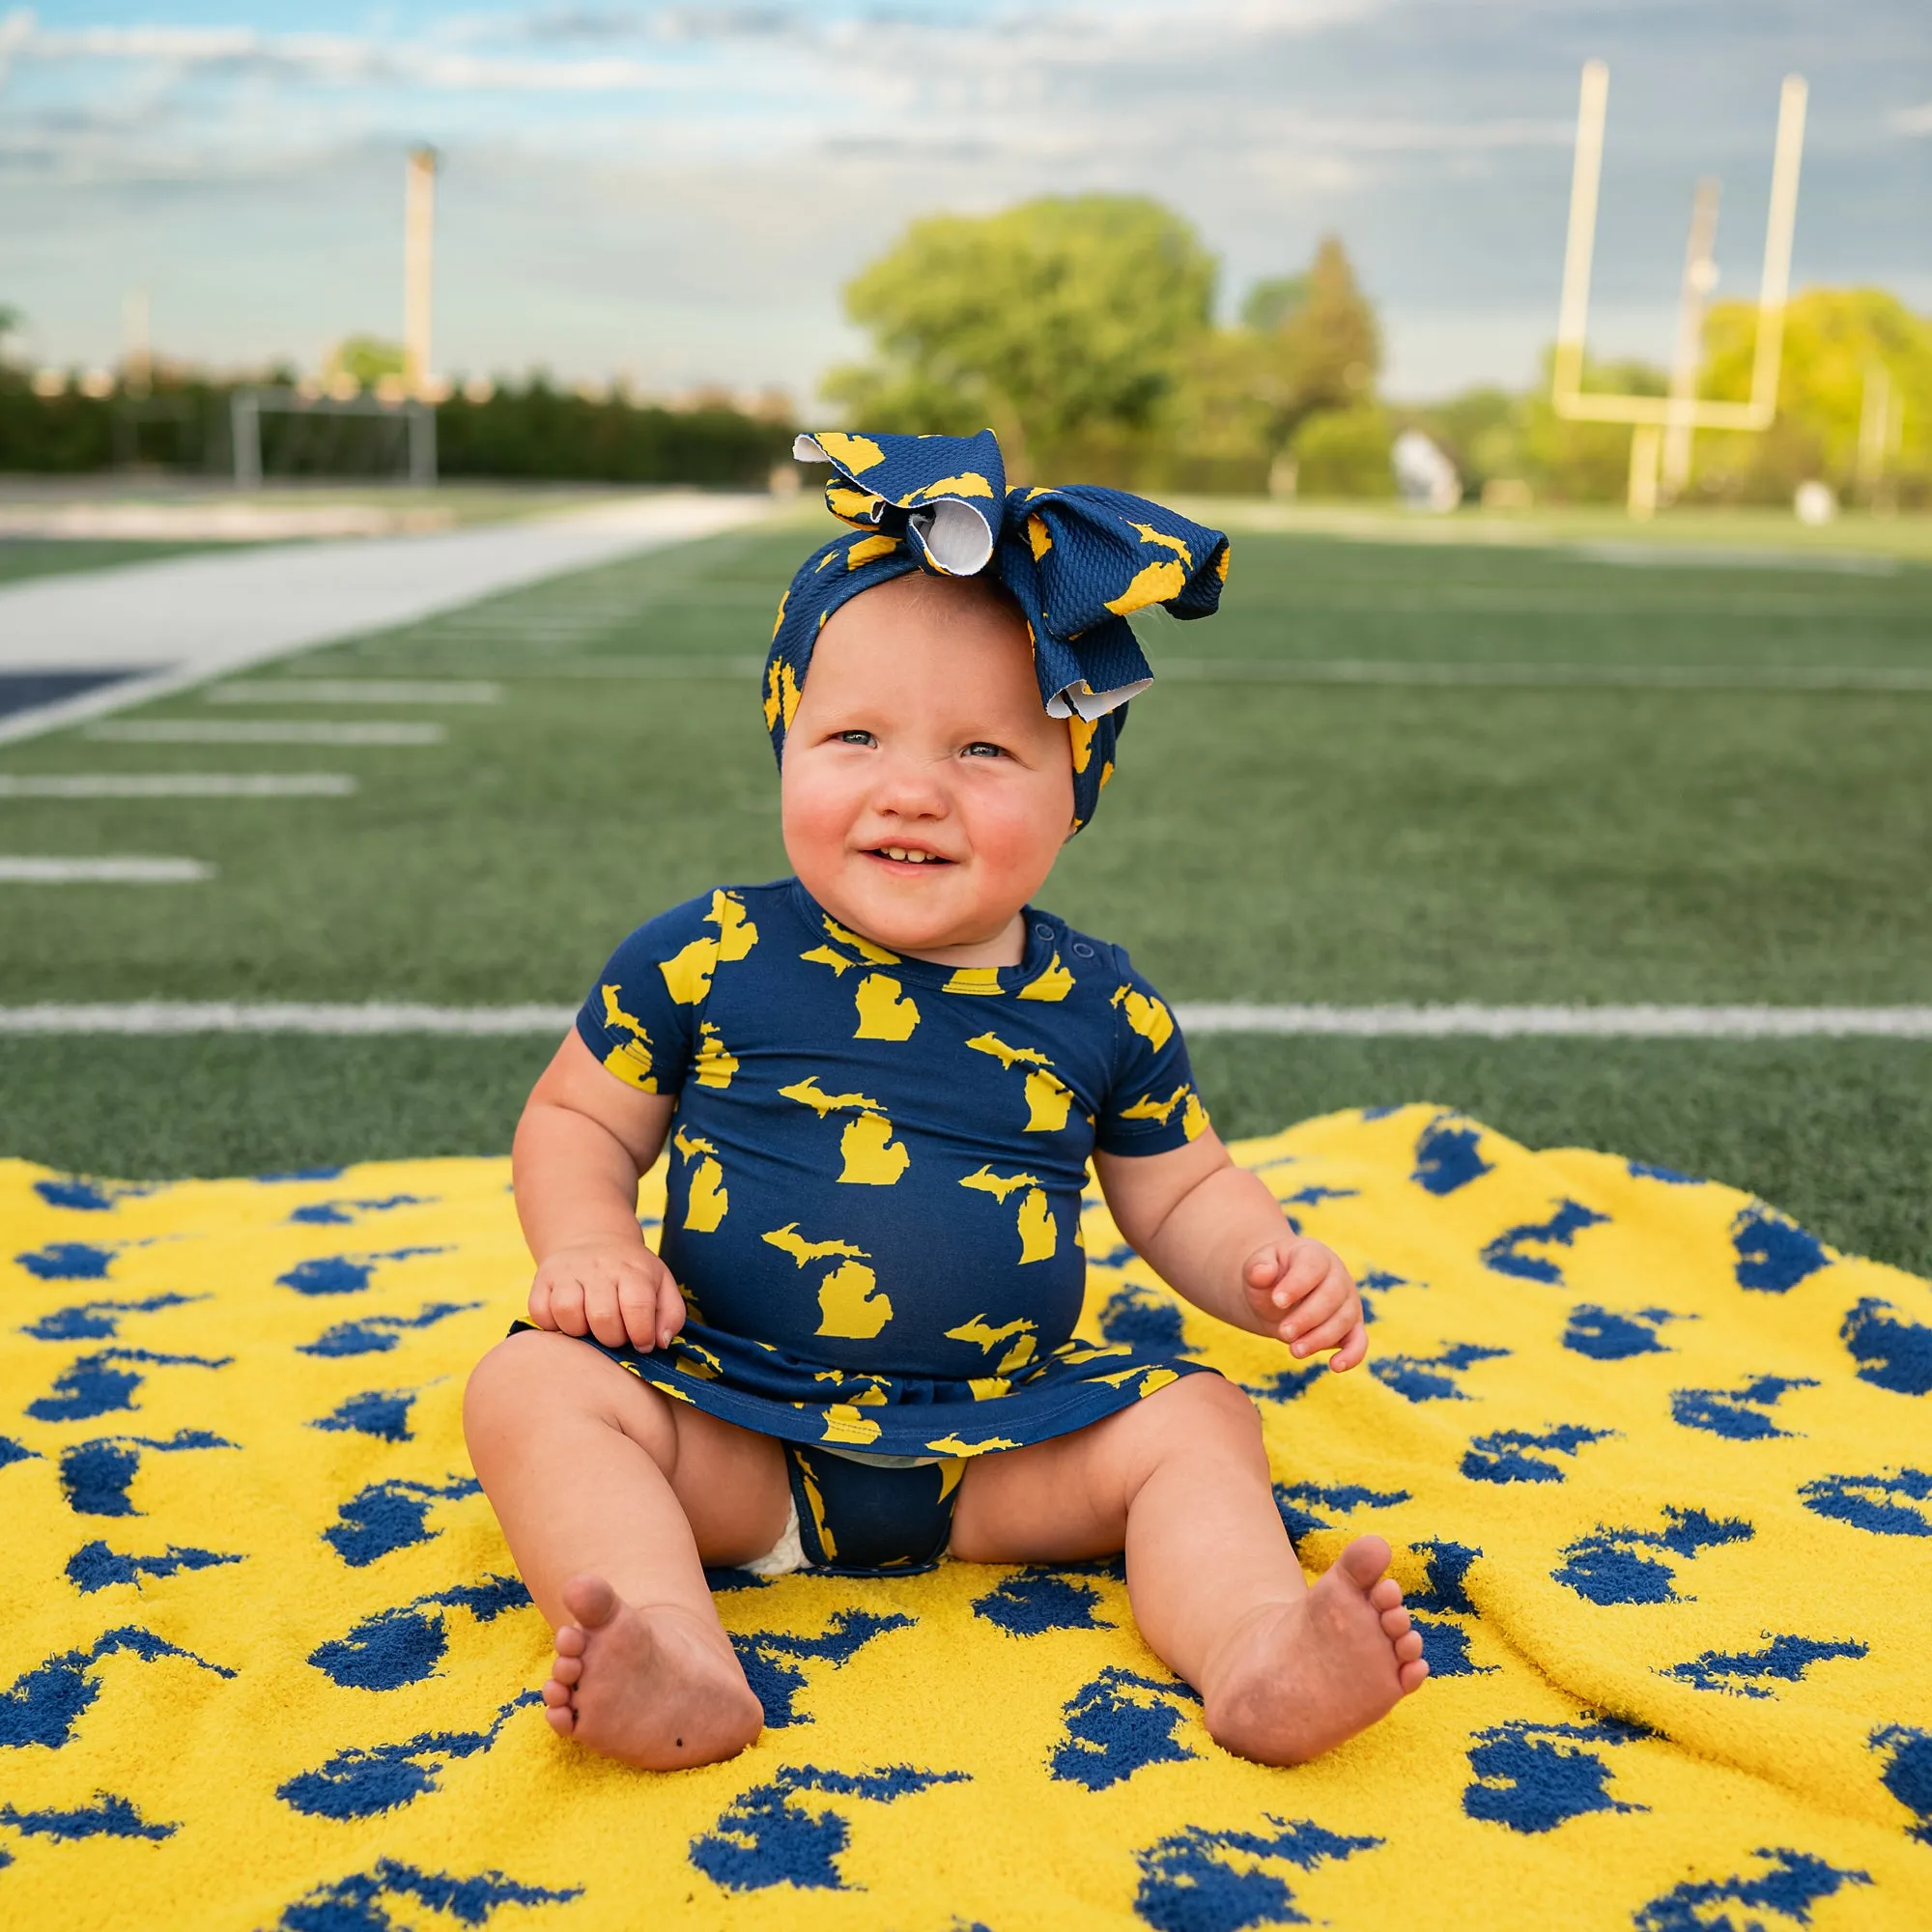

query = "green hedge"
[435,383,792,485]
[0,367,795,487]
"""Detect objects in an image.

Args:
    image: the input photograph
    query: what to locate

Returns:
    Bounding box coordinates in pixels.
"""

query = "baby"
[464,429,1427,1775]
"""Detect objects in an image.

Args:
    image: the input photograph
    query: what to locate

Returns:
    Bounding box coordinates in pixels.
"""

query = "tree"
[1292,405,1395,497]
[1157,235,1382,492]
[824,196,1216,480]
[1240,275,1310,334]
[325,335,406,391]
[1250,236,1380,441]
[1693,287,1932,506]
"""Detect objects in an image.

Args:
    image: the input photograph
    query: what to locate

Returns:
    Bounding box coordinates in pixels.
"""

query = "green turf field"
[0,537,222,585]
[2,515,1927,1271]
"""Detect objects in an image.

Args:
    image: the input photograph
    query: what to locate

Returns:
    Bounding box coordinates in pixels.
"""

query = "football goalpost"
[1550,60,1807,518]
[229,388,437,489]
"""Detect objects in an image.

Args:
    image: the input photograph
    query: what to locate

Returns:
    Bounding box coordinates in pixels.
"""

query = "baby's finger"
[655,1274,688,1350]
[1244,1245,1289,1293]
[1328,1319,1370,1373]
[1278,1275,1346,1338]
[1288,1304,1357,1359]
[582,1280,631,1349]
[614,1266,661,1350]
[526,1276,559,1331]
[1268,1242,1334,1310]
[546,1274,588,1338]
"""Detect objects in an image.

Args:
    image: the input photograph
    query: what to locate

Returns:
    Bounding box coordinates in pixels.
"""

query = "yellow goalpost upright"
[1549,60,1808,518]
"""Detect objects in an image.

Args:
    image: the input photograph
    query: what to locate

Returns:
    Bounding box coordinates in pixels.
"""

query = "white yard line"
[0,491,775,745]
[1178,1003,1932,1037]
[407,655,1932,695]
[87,721,444,746]
[205,680,501,705]
[0,774,355,798]
[0,858,213,884]
[1155,660,1932,693]
[0,1002,1927,1037]
[0,1002,577,1034]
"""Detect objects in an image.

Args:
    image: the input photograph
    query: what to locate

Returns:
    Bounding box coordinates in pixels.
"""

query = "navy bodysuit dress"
[549,878,1218,1574]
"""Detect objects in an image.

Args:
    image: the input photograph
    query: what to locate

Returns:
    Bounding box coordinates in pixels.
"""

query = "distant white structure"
[1793,480,1837,526]
[1392,430,1462,513]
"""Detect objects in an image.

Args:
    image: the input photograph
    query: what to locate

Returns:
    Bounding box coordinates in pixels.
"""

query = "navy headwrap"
[764,428,1230,832]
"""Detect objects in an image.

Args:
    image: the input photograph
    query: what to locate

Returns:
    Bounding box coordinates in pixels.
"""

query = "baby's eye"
[961,741,1009,760]
[834,729,876,747]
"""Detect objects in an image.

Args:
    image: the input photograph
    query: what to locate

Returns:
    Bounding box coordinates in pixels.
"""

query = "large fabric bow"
[763,428,1230,832]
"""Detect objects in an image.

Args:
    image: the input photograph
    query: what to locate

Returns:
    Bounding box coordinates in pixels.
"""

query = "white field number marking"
[0,775,356,798]
[205,681,501,704]
[87,722,445,746]
[0,857,213,883]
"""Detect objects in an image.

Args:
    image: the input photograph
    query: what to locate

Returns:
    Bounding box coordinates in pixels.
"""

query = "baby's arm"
[1094,1130,1367,1372]
[513,1031,685,1352]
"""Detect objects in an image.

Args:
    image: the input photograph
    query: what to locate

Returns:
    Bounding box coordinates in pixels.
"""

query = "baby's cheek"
[962,784,1071,891]
[781,764,862,869]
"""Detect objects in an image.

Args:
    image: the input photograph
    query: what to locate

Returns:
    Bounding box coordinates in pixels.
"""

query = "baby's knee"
[463,1327,595,1436]
[1144,1376,1267,1461]
[1142,1371,1265,1458]
[464,1326,676,1461]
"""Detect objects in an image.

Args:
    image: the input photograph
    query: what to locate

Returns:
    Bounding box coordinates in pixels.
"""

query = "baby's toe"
[541,1677,572,1706]
[1368,1577,1403,1612]
[554,1624,586,1659]
[1379,1605,1411,1639]
[1399,1658,1430,1694]
[1393,1630,1425,1663]
[545,1702,576,1736]
[550,1654,583,1687]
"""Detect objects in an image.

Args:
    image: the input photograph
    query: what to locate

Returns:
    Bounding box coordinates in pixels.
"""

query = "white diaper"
[742,1492,809,1578]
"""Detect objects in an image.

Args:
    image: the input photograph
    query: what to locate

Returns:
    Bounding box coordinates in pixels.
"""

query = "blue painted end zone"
[0,669,146,723]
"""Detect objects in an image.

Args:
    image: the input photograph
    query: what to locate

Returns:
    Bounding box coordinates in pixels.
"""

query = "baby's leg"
[464,1327,789,1770]
[951,1374,1426,1764]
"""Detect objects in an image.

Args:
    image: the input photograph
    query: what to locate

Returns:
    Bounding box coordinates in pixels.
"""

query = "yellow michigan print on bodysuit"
[958,1166,1059,1265]
[1110,982,1175,1050]
[1016,952,1074,1001]
[799,944,853,978]
[1120,1082,1209,1141]
[944,1310,1039,1376]
[779,1077,912,1184]
[965,1033,1076,1132]
[762,1224,895,1340]
[821,913,899,964]
[693,1020,738,1089]
[853,972,921,1040]
[673,1127,728,1233]
[596,985,656,1090]
[658,889,759,1005]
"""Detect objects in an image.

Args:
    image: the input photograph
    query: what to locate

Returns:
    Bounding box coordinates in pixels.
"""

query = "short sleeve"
[575,889,754,1095]
[1094,950,1210,1156]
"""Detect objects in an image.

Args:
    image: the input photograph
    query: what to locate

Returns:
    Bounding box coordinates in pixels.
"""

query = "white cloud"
[1891,101,1932,135]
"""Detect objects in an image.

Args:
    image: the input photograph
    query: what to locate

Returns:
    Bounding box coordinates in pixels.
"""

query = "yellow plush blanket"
[2,1107,1927,1931]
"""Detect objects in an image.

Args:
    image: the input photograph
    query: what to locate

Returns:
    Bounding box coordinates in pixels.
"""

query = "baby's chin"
[814,858,1019,960]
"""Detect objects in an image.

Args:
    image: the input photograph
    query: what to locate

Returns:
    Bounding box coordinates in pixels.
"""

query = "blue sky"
[3,1,1928,402]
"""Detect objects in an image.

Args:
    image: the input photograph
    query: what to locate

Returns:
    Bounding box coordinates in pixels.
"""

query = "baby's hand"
[1243,1237,1367,1372]
[528,1239,685,1352]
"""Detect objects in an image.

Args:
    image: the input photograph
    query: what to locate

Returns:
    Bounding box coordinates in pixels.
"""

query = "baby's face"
[781,574,1077,962]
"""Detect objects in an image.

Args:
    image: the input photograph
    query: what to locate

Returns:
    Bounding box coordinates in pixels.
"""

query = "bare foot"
[1202,1535,1429,1766]
[541,1575,763,1772]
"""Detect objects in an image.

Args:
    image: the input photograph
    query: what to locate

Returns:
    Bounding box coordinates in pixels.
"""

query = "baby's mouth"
[867,845,954,867]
